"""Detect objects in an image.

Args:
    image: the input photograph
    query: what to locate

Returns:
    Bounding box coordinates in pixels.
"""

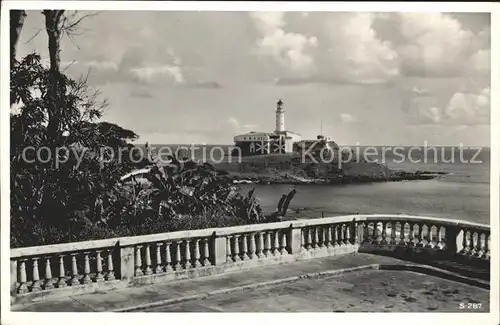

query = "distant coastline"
[227,170,446,186]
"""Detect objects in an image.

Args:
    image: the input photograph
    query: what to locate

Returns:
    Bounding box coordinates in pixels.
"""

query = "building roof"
[234,131,272,137]
[284,130,302,136]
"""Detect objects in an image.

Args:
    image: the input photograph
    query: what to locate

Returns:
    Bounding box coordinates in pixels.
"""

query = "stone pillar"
[212,232,227,266]
[446,226,461,255]
[10,259,18,295]
[119,245,135,280]
[287,222,303,255]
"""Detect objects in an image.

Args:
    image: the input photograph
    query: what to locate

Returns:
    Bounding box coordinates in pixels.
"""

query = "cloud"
[226,117,257,131]
[340,113,360,124]
[19,11,490,91]
[444,88,490,124]
[182,81,223,89]
[129,87,154,98]
[322,13,399,84]
[392,13,490,78]
[250,12,318,75]
[402,86,490,125]
[252,12,399,85]
[130,65,185,84]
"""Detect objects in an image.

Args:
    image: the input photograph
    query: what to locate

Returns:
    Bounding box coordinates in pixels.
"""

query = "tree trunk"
[10,10,27,62]
[43,10,64,72]
[42,10,65,141]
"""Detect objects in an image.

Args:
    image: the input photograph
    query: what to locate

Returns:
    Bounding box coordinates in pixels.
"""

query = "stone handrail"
[10,214,490,302]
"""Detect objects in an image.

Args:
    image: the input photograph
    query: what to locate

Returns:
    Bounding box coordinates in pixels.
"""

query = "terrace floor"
[11,253,489,313]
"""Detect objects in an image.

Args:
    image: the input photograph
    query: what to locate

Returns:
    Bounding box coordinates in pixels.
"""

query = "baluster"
[135,246,144,276]
[144,245,153,275]
[418,224,426,246]
[437,227,446,249]
[226,236,233,263]
[477,233,486,258]
[470,232,479,255]
[155,243,163,273]
[56,255,67,288]
[17,259,28,293]
[406,223,412,245]
[397,223,405,245]
[31,258,42,292]
[345,224,351,245]
[184,240,192,269]
[418,224,427,247]
[387,222,394,244]
[106,249,115,280]
[249,234,257,259]
[353,222,360,245]
[241,235,249,260]
[301,230,307,252]
[313,228,319,249]
[306,228,312,251]
[257,232,265,258]
[461,229,471,254]
[319,227,326,249]
[265,232,272,257]
[375,223,383,244]
[484,235,491,259]
[82,253,91,284]
[280,232,288,255]
[44,257,54,289]
[381,222,388,244]
[203,238,211,266]
[408,223,416,245]
[193,239,202,268]
[340,224,346,246]
[174,241,182,271]
[165,242,174,272]
[402,223,408,245]
[273,231,280,256]
[70,253,80,285]
[326,226,333,248]
[333,225,340,246]
[427,226,437,248]
[369,223,375,243]
[233,235,241,261]
[95,251,104,282]
[366,223,373,242]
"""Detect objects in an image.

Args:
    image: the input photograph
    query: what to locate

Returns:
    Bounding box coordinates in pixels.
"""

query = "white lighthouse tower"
[275,99,285,133]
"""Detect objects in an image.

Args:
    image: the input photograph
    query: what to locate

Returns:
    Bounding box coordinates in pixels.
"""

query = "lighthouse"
[232,99,302,156]
[275,99,285,133]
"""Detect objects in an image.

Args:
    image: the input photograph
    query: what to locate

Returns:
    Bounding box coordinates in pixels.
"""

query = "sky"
[16,11,491,146]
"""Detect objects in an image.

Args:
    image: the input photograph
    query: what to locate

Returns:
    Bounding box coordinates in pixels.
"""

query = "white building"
[232,99,302,155]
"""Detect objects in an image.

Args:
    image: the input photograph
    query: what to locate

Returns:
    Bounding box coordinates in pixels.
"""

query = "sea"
[142,145,491,224]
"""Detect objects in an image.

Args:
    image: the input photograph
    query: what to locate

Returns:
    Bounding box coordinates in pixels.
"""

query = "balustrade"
[300,221,356,253]
[224,230,289,262]
[10,214,491,299]
[12,245,119,295]
[131,236,213,276]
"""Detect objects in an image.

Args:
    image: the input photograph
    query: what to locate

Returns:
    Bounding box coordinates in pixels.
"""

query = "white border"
[1,2,499,325]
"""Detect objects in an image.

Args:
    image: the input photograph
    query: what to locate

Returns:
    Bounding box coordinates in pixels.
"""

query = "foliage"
[10,53,140,247]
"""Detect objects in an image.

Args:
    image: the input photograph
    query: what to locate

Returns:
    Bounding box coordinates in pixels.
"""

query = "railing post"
[446,226,461,256]
[212,232,227,266]
[10,259,18,295]
[119,244,135,280]
[287,222,303,255]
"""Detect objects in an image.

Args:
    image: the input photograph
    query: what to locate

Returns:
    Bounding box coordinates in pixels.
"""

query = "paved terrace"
[10,214,491,312]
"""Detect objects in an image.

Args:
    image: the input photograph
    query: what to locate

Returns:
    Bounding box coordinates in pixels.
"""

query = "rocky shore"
[215,154,447,186]
[227,170,446,185]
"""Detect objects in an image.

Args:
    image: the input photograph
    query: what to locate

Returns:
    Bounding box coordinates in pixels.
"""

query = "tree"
[10,10,27,62]
[10,54,140,247]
